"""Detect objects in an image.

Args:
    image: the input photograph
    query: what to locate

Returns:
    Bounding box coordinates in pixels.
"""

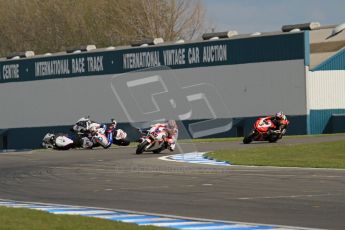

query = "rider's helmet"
[275,111,285,121]
[76,117,91,128]
[167,120,177,130]
[111,119,117,128]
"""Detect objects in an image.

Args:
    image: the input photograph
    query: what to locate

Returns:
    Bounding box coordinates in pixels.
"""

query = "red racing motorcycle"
[243,117,288,144]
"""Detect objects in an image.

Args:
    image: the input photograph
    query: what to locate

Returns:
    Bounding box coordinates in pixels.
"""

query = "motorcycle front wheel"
[136,140,149,154]
[243,131,254,144]
[243,136,253,144]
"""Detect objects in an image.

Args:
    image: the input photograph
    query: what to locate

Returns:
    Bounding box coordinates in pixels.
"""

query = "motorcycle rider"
[151,120,178,151]
[105,119,130,146]
[72,117,100,135]
[72,117,129,148]
[264,111,289,138]
[72,117,109,148]
[99,119,115,148]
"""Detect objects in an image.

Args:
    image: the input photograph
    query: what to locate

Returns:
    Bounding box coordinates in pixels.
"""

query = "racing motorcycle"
[42,133,76,150]
[243,117,287,144]
[72,117,130,148]
[92,131,111,148]
[42,133,94,150]
[136,126,168,154]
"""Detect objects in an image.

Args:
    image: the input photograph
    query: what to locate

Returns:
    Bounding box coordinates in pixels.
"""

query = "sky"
[202,0,345,33]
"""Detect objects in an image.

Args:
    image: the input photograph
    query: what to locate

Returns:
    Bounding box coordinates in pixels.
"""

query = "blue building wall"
[309,109,345,134]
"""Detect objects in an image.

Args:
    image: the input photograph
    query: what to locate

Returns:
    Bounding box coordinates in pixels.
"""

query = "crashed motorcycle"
[91,131,111,148]
[243,117,287,144]
[136,126,168,154]
[42,133,94,150]
[42,133,76,150]
[72,117,130,148]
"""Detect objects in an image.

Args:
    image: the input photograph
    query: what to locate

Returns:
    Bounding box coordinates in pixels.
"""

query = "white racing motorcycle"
[42,133,76,150]
[42,133,95,150]
[136,126,168,154]
[92,131,111,148]
[72,117,130,148]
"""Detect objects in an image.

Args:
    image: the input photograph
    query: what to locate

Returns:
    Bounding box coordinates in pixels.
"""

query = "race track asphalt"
[0,135,344,229]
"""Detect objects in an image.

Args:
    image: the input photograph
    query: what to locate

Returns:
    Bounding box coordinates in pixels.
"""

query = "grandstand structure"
[0,22,345,149]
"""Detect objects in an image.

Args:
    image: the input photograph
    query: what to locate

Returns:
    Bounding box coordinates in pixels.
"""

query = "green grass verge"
[206,140,345,168]
[184,133,345,143]
[0,206,166,230]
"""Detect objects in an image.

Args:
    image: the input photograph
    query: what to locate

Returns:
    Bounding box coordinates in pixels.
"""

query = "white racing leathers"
[72,117,106,149]
[151,124,178,151]
[72,117,101,135]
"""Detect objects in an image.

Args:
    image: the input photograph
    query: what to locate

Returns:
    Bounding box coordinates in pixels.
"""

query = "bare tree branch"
[0,0,206,56]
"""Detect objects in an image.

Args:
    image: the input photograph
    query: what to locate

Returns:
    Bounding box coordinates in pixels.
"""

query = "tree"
[0,0,206,56]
